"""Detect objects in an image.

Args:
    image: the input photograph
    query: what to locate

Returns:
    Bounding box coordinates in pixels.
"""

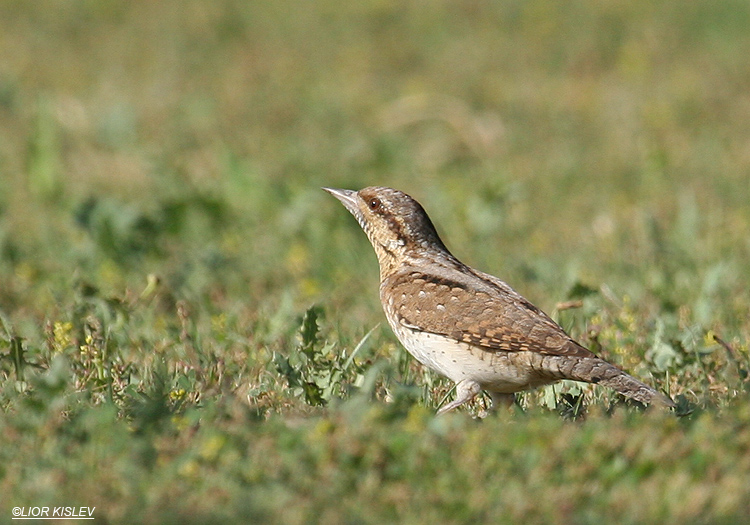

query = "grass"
[1,0,750,522]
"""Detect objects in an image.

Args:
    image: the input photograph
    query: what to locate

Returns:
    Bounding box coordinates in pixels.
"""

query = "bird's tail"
[594,365,675,407]
[539,355,675,407]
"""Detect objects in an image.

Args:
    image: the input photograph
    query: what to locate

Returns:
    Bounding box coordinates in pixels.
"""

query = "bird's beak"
[322,187,360,216]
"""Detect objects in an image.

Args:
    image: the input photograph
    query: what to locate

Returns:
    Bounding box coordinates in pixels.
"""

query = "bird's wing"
[384,268,594,359]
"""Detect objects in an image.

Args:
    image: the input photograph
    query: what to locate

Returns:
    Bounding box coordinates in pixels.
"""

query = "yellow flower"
[169,388,187,401]
[52,321,73,352]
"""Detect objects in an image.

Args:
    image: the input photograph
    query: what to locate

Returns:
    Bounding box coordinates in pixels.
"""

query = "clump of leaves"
[0,314,44,386]
[274,306,368,407]
[122,359,189,436]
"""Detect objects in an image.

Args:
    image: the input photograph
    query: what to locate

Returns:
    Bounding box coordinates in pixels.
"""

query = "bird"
[323,186,675,414]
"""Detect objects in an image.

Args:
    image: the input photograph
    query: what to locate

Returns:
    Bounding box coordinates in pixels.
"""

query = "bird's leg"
[437,379,481,415]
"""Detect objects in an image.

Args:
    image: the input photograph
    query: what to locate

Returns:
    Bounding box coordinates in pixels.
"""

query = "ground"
[1,1,749,522]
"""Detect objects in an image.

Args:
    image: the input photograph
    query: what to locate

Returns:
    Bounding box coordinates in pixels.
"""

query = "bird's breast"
[384,312,554,393]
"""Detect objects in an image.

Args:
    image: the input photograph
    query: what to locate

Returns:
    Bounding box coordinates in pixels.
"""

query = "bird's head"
[323,186,449,275]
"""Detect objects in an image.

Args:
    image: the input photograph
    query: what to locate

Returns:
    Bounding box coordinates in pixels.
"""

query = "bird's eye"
[368,197,381,210]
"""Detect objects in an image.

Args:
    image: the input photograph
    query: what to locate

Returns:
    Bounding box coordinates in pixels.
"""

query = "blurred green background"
[1,0,750,522]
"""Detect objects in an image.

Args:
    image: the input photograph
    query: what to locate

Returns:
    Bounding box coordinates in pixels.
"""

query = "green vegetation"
[1,0,749,522]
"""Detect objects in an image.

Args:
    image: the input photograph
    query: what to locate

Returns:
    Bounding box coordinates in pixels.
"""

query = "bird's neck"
[376,244,459,282]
